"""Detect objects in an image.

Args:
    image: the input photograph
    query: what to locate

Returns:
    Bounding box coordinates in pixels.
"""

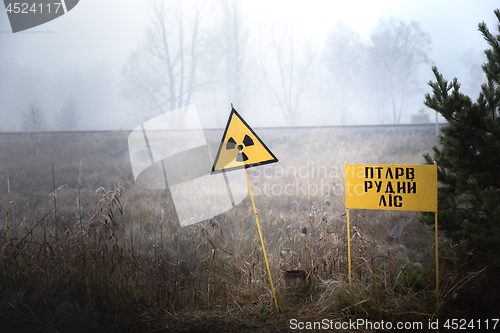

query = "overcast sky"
[1,0,499,130]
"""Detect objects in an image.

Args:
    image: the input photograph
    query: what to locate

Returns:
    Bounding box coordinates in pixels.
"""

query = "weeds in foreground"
[0,131,495,332]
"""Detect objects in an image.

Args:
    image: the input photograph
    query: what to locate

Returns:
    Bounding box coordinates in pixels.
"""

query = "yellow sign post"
[212,105,279,312]
[344,162,439,310]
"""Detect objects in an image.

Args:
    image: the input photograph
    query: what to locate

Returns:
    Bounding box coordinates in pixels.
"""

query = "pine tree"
[423,9,500,266]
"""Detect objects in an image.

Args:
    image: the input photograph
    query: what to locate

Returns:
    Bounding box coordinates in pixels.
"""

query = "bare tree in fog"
[219,0,250,112]
[324,22,364,125]
[461,47,487,98]
[369,18,431,124]
[58,96,79,130]
[410,108,430,123]
[122,0,205,126]
[262,30,314,126]
[204,0,250,125]
[23,102,45,130]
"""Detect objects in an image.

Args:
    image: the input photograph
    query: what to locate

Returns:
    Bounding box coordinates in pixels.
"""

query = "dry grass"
[0,129,495,332]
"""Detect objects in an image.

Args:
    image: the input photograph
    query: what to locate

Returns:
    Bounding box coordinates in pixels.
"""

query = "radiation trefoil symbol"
[226,135,254,162]
[211,108,278,174]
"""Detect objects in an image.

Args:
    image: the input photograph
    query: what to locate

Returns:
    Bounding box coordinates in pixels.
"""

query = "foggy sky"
[0,0,499,130]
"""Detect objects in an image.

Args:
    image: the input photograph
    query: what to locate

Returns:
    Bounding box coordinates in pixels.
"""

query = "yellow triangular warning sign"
[212,108,278,174]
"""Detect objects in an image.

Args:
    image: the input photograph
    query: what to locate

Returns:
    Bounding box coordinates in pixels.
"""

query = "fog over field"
[1,2,500,330]
[0,0,499,130]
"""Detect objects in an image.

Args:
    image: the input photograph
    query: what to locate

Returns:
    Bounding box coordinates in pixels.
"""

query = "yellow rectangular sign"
[345,164,437,212]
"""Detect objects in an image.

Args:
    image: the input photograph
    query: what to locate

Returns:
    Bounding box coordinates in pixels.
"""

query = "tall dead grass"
[0,130,489,332]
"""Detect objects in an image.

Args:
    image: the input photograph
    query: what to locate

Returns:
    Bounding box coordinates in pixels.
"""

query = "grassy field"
[0,129,496,332]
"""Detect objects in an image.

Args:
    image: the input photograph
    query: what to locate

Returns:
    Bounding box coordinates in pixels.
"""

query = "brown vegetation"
[0,130,495,332]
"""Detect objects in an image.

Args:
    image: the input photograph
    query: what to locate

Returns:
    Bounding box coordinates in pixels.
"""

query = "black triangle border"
[211,107,278,174]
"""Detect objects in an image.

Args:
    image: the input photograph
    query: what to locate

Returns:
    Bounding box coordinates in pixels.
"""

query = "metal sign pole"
[245,169,279,312]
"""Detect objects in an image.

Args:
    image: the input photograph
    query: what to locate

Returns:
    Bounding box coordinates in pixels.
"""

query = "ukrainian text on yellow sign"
[345,164,437,212]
